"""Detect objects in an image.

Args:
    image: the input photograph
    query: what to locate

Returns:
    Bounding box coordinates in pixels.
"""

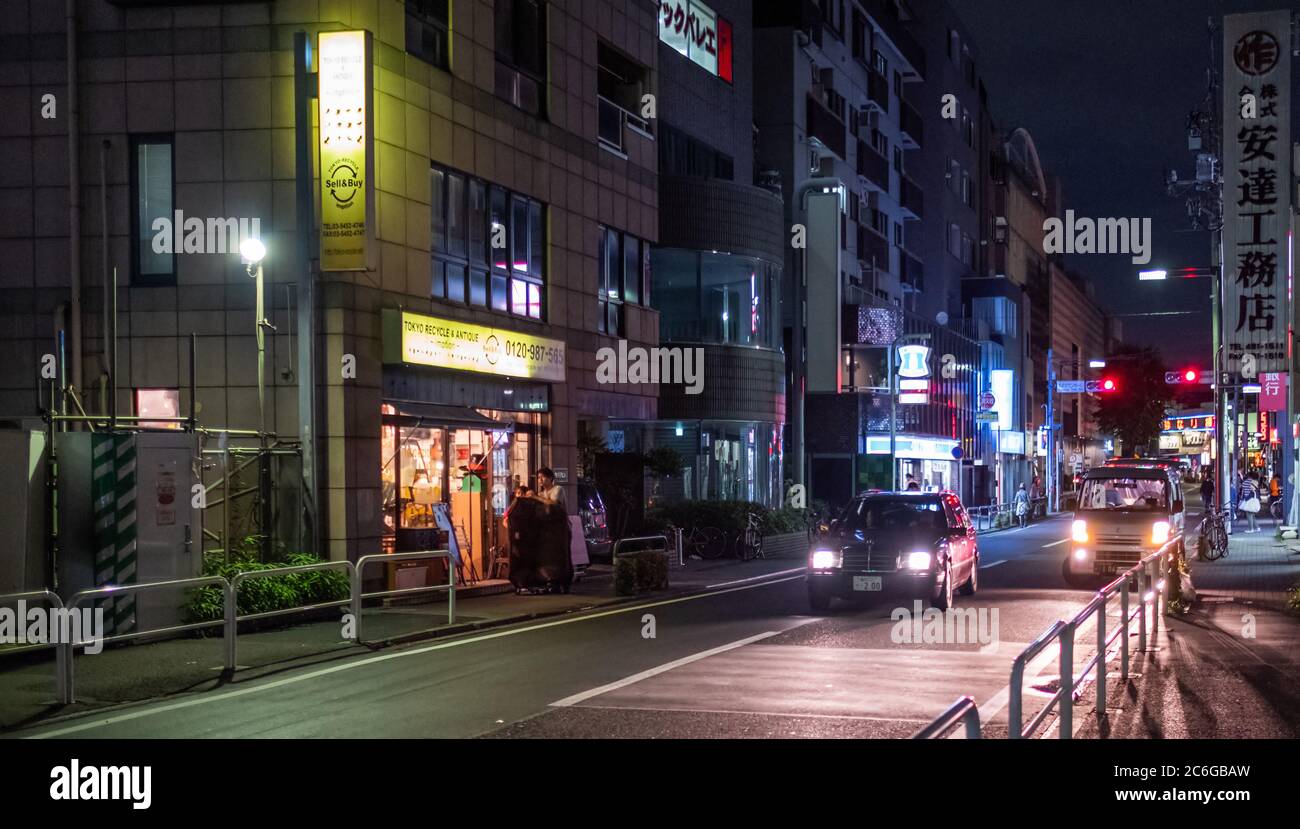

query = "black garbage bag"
[506,497,574,593]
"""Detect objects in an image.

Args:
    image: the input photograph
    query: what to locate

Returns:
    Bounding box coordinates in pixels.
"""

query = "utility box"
[56,431,200,635]
[0,429,48,593]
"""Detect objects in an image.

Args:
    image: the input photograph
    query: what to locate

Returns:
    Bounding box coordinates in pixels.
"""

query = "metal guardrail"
[911,696,981,739]
[353,551,454,645]
[3,551,462,703]
[226,561,356,670]
[1007,545,1169,739]
[969,497,1049,531]
[0,589,69,701]
[612,535,669,559]
[65,576,233,704]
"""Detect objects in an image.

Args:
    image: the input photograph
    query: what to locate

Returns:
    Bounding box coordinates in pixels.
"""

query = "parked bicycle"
[667,523,727,560]
[735,511,764,561]
[1197,507,1229,561]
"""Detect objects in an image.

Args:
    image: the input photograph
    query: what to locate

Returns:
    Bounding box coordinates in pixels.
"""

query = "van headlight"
[1072,519,1088,543]
[811,549,841,569]
[1151,521,1170,545]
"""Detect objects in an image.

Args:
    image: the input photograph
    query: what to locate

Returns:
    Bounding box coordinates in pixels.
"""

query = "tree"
[1093,346,1172,455]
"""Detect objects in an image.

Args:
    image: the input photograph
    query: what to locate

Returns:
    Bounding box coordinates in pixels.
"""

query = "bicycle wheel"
[1205,519,1228,561]
[696,526,728,560]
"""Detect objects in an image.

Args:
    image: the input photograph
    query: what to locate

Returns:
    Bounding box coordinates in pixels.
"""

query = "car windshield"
[839,499,950,533]
[1079,477,1169,511]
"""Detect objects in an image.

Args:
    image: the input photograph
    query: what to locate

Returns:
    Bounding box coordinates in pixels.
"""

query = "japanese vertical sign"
[319,31,370,271]
[1261,371,1288,412]
[1222,12,1291,377]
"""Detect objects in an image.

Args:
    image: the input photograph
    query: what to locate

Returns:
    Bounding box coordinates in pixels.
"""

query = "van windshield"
[1078,477,1169,512]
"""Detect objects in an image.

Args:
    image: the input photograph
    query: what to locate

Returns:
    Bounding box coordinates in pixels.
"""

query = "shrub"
[642,500,811,538]
[614,551,669,595]
[184,550,350,626]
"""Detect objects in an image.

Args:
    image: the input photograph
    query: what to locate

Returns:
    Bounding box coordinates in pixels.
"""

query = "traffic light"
[1164,368,1210,384]
[1101,377,1117,392]
[1085,378,1118,393]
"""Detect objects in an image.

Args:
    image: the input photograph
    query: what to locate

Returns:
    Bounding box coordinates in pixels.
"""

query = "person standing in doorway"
[537,467,568,512]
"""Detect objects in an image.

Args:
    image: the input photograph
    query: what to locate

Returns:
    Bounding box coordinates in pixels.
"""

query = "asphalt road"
[8,514,1114,739]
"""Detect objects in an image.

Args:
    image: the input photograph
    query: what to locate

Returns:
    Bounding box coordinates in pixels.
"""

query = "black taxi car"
[807,491,979,612]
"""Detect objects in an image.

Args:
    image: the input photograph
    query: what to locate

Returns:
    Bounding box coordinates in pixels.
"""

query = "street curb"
[368,566,807,648]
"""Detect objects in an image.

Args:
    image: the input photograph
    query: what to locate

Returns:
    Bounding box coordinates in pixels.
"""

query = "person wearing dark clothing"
[1199,475,1215,510]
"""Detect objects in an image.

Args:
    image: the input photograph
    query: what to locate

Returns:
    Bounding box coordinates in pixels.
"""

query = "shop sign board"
[319,30,371,271]
[382,309,566,383]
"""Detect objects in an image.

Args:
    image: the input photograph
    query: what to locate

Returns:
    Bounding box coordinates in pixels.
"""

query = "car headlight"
[905,551,932,570]
[1151,520,1170,545]
[811,549,841,569]
[1073,547,1090,561]
[1072,519,1088,543]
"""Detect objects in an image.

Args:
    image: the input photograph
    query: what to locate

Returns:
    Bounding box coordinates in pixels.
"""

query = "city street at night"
[1,0,1300,813]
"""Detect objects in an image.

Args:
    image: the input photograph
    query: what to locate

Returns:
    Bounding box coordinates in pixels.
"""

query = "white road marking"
[979,560,1008,570]
[707,567,806,589]
[550,619,816,708]
[24,575,806,739]
[1041,539,1069,548]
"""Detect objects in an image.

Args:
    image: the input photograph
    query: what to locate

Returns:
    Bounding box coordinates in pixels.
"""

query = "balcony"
[900,99,923,149]
[862,0,927,79]
[598,95,651,156]
[901,251,924,293]
[900,174,924,220]
[806,93,846,160]
[866,68,890,113]
[856,139,889,192]
[858,223,890,270]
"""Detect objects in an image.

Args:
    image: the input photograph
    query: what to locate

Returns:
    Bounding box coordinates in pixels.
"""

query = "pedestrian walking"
[1014,483,1029,528]
[1238,472,1261,533]
[1199,469,1215,511]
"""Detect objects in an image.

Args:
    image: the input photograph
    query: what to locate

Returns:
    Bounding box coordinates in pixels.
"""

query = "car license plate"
[853,576,882,592]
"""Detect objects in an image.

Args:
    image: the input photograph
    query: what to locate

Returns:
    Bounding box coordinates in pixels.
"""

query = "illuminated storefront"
[380,309,561,578]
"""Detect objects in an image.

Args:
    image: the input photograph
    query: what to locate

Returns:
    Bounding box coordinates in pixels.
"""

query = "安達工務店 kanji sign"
[1221,12,1292,377]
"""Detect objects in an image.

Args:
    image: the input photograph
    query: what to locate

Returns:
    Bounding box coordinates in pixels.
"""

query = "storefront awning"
[383,400,514,432]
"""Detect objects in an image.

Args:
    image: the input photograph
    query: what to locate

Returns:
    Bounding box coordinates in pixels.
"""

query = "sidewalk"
[0,550,806,732]
[1074,524,1300,739]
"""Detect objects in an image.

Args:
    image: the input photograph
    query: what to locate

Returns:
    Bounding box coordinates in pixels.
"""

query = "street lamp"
[240,237,273,559]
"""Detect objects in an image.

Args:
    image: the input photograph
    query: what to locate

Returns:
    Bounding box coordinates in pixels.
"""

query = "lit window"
[136,388,181,430]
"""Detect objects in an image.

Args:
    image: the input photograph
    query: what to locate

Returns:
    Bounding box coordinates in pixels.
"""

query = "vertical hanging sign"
[319,30,370,271]
[1221,11,1292,377]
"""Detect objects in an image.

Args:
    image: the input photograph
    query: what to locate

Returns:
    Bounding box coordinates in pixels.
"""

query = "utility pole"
[1046,348,1056,514]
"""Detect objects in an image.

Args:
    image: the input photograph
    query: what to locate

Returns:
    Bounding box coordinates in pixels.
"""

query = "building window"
[131,135,174,285]
[873,49,887,76]
[961,171,972,206]
[894,222,905,249]
[948,29,960,64]
[431,163,544,320]
[135,388,181,429]
[961,233,974,267]
[893,146,904,174]
[598,42,652,154]
[660,123,733,180]
[495,0,546,117]
[598,226,650,336]
[851,9,867,62]
[405,0,449,69]
[948,223,962,259]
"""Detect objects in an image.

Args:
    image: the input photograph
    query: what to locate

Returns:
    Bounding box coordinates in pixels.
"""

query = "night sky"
[950,0,1299,371]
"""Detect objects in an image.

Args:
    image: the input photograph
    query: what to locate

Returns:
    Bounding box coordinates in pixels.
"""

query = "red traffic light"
[1102,378,1117,392]
[1183,369,1198,383]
